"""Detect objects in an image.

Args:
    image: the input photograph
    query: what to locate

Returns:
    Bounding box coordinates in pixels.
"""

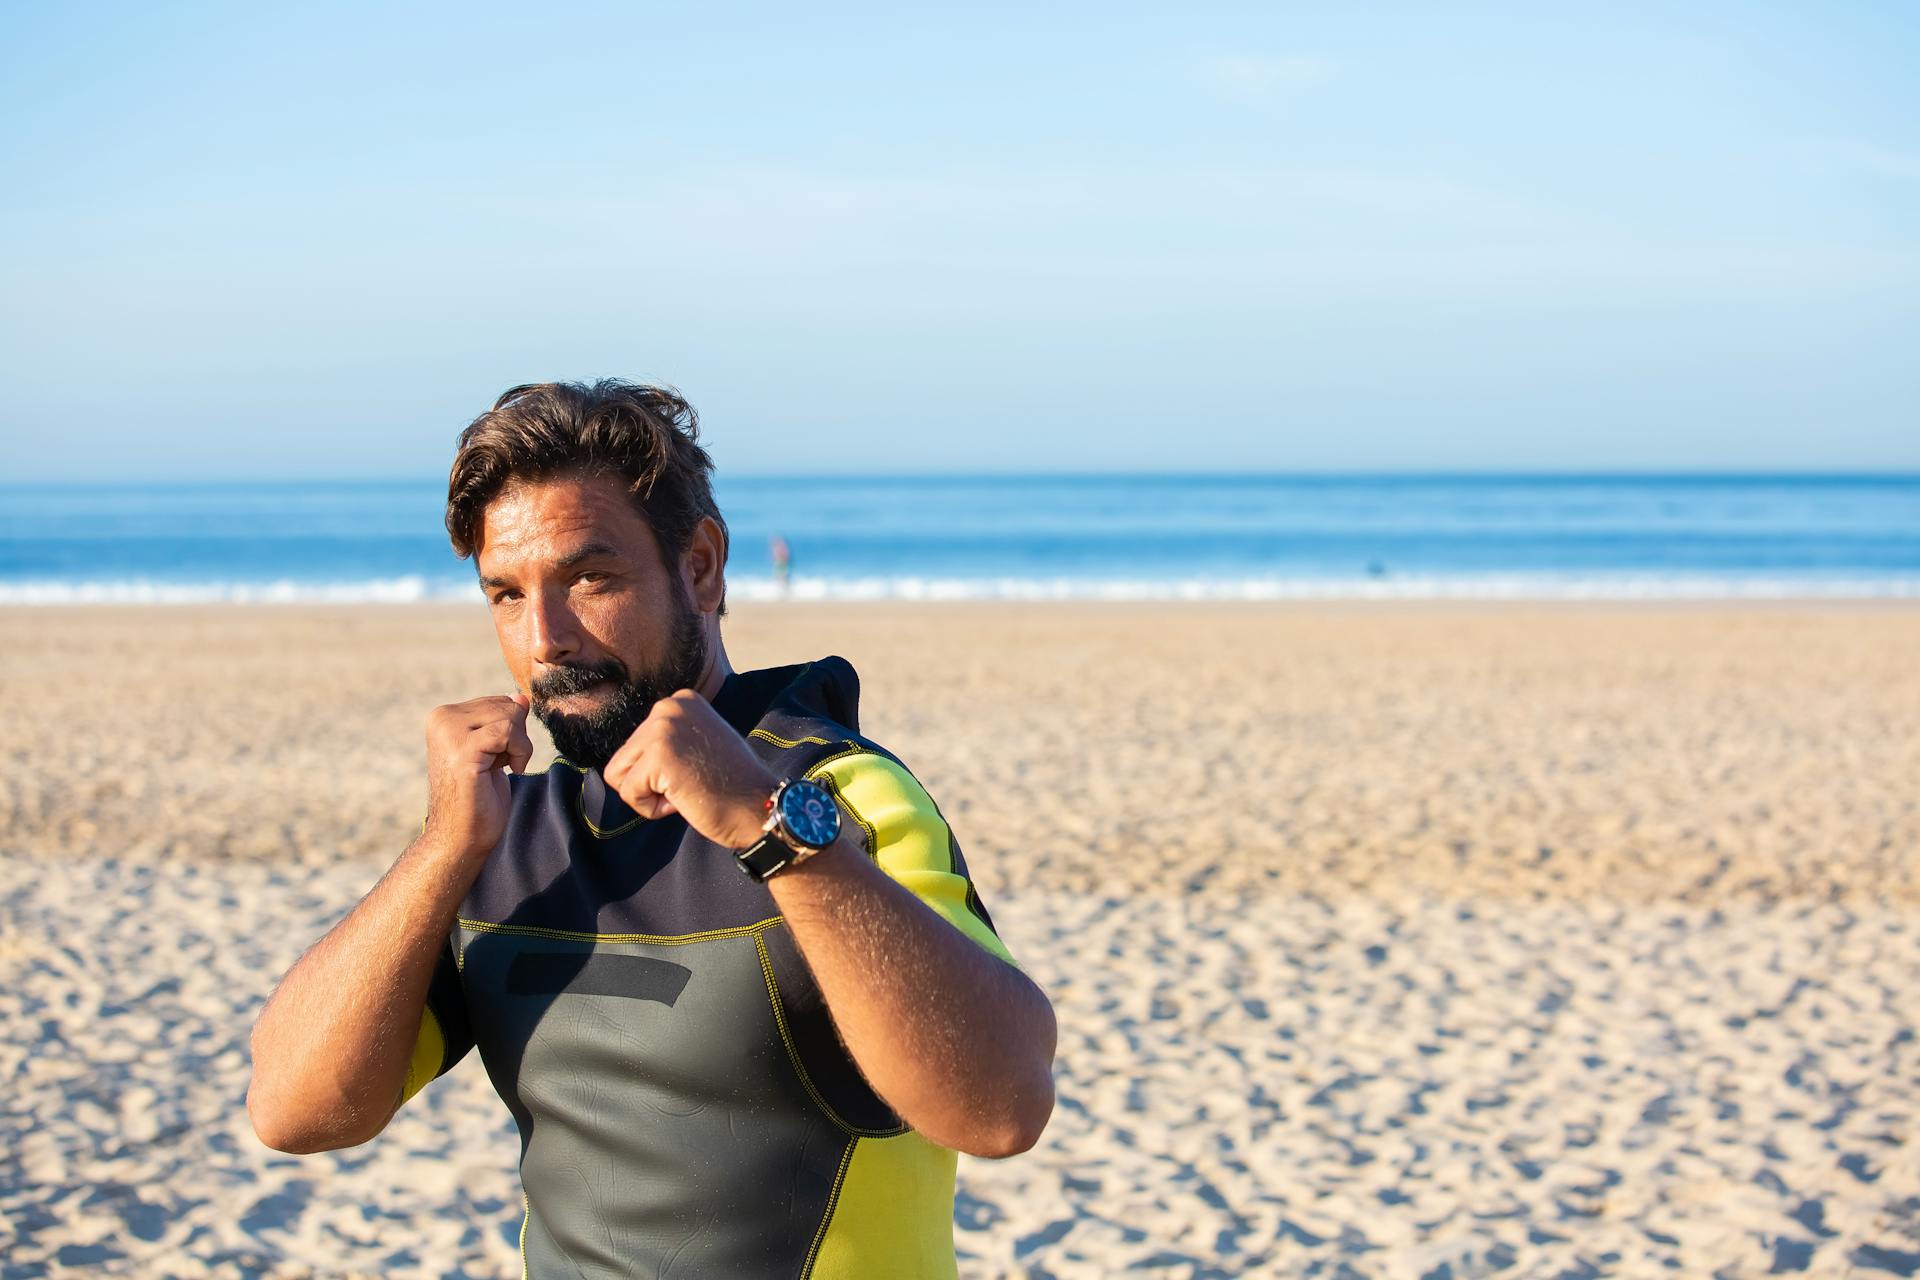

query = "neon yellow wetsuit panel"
[802,750,1010,1276]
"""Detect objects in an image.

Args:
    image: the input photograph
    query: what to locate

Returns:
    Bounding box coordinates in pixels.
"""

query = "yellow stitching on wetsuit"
[542,757,646,837]
[807,743,865,772]
[519,1190,530,1280]
[574,781,647,838]
[753,930,855,1134]
[807,770,878,859]
[456,916,784,946]
[753,929,906,1139]
[750,728,837,748]
[801,1138,859,1279]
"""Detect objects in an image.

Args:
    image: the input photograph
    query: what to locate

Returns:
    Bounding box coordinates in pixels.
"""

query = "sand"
[2,602,1918,1278]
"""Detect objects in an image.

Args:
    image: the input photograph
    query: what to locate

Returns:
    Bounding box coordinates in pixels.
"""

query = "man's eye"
[575,572,608,586]
[490,590,522,606]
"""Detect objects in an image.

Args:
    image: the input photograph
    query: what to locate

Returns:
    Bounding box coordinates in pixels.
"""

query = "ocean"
[2,475,1917,603]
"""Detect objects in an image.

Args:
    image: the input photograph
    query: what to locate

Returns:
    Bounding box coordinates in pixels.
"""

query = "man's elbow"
[964,1071,1056,1160]
[973,1115,1048,1160]
[246,1080,383,1155]
[247,1086,317,1154]
[966,989,1059,1158]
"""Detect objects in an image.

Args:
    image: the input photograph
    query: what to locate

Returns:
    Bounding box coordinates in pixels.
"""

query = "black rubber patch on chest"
[505,950,693,1005]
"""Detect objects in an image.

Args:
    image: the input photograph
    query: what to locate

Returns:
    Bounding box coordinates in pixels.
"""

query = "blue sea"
[2,475,1918,603]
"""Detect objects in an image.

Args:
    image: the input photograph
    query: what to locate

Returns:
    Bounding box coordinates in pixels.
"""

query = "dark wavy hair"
[445,379,728,603]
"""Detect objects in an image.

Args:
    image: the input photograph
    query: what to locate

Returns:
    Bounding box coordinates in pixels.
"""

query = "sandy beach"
[3,601,1919,1278]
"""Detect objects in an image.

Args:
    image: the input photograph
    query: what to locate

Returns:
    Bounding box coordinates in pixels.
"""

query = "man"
[247,380,1057,1278]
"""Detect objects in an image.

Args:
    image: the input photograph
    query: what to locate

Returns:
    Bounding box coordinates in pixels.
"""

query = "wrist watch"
[735,777,843,881]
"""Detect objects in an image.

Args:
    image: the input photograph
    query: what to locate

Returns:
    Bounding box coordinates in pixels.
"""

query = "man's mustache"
[531,660,629,701]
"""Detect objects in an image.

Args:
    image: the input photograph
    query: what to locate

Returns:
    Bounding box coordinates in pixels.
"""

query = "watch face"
[778,780,841,849]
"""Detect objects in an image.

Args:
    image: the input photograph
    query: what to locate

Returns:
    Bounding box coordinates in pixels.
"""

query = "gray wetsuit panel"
[457,923,848,1279]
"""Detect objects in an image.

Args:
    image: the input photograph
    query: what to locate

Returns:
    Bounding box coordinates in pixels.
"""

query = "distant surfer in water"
[771,533,793,595]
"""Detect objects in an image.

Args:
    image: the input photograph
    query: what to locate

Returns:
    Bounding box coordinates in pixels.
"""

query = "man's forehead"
[475,475,655,569]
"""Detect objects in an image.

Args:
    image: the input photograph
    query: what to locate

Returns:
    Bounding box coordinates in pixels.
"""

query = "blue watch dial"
[777,780,841,849]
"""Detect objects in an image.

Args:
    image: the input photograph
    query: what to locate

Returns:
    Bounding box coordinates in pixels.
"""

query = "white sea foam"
[727,574,1920,601]
[0,576,480,605]
[4,574,1920,605]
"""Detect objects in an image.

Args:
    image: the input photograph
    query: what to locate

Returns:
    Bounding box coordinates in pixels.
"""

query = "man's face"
[475,471,708,770]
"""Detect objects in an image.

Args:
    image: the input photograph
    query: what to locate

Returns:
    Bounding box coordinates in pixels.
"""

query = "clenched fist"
[603,690,779,849]
[423,692,534,859]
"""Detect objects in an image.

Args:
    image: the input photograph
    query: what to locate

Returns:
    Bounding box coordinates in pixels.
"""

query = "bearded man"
[246,380,1057,1278]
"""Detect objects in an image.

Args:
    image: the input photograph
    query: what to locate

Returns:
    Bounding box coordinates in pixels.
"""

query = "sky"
[1,2,1915,480]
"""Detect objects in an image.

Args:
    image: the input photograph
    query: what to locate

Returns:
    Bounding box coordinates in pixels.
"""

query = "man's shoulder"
[742,716,898,783]
[736,654,888,768]
[744,654,862,733]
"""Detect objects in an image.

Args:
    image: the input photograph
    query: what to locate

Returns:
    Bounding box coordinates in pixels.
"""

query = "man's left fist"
[602,690,778,848]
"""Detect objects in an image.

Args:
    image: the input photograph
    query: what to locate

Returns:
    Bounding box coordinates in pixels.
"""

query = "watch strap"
[735,832,798,882]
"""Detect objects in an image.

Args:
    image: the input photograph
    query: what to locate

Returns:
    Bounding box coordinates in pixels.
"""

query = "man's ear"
[683,516,728,615]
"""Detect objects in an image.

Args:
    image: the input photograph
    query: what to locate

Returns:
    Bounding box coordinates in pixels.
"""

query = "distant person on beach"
[246,379,1055,1277]
[771,532,793,594]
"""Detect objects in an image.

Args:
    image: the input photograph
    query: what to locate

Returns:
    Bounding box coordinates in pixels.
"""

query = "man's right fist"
[423,692,533,859]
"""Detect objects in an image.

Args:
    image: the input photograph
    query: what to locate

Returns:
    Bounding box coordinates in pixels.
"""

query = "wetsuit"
[397,656,1013,1278]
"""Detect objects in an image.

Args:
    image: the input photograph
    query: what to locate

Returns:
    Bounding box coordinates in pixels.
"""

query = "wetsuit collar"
[711,663,811,736]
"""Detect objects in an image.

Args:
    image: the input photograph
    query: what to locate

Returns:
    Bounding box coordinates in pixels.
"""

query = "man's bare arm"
[246,834,480,1151]
[246,694,531,1152]
[768,835,1057,1157]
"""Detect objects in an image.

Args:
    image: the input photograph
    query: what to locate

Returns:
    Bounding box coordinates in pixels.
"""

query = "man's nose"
[527,590,580,664]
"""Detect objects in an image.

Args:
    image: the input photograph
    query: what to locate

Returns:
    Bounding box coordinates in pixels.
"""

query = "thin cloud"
[1195,51,1332,104]
[1815,138,1920,182]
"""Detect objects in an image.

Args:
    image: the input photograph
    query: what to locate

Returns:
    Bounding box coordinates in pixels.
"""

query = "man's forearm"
[246,834,479,1152]
[767,836,1057,1158]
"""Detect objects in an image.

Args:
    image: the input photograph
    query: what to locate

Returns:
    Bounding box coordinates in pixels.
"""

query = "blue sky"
[2,2,1915,480]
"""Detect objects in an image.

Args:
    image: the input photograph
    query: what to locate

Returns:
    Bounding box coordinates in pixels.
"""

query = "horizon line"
[6,468,1920,489]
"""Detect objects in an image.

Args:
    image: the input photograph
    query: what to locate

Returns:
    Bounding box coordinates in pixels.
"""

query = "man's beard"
[529,590,707,771]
